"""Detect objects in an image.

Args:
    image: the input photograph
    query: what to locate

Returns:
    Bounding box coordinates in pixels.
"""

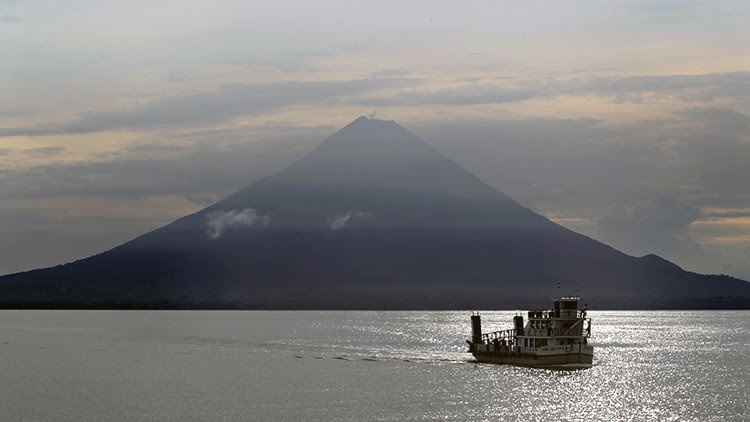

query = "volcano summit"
[2,117,749,308]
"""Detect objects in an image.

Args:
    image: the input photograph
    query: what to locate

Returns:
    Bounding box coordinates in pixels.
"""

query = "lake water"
[0,310,747,421]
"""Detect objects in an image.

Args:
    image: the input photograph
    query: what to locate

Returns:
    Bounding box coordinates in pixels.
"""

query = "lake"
[0,310,747,421]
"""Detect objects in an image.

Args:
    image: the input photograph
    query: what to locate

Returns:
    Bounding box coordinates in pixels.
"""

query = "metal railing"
[482,328,516,343]
[477,318,591,342]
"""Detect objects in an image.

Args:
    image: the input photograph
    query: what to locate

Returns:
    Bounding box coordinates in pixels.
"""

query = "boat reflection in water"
[468,296,593,369]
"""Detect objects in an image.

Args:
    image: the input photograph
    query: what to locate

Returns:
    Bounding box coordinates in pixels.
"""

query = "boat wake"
[289,352,471,365]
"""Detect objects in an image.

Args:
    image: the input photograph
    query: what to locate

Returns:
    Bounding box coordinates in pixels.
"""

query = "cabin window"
[562,301,577,310]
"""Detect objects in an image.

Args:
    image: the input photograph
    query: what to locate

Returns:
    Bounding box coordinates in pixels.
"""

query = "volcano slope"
[2,116,748,309]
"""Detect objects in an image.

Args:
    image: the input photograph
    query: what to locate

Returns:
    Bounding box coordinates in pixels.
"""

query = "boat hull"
[471,344,594,370]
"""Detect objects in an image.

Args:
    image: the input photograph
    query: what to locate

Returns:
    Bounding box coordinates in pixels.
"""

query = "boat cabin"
[470,296,591,353]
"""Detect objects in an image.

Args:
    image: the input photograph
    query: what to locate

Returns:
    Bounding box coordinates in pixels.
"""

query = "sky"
[1,0,750,280]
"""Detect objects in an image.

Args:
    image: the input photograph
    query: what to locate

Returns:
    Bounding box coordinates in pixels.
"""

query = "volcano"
[2,116,749,309]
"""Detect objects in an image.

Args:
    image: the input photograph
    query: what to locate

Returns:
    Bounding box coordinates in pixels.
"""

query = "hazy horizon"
[2,1,749,281]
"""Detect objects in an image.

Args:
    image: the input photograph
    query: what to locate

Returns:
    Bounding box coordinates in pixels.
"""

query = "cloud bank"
[2,71,747,139]
[355,72,750,107]
[0,78,413,137]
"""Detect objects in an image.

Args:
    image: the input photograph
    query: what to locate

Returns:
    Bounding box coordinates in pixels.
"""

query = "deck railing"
[481,328,516,344]
[478,318,592,343]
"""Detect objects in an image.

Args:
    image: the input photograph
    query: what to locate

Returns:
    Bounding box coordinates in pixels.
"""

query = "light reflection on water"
[0,310,747,421]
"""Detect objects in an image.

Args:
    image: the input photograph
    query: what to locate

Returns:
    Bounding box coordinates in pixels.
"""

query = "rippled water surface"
[0,310,747,421]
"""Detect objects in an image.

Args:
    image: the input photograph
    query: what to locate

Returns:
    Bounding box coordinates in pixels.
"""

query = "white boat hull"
[471,344,594,369]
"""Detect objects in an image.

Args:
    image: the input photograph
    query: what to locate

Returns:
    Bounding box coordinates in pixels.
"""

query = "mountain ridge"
[1,116,748,309]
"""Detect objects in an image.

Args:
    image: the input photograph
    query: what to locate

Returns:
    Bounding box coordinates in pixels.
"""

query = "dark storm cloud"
[0,77,413,137]
[595,195,723,273]
[597,195,701,256]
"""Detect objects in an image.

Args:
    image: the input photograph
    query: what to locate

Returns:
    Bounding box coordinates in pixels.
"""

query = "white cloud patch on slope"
[204,208,270,239]
[328,211,373,230]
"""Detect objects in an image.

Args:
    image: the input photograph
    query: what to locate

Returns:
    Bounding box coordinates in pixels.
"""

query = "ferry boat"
[467,296,593,369]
